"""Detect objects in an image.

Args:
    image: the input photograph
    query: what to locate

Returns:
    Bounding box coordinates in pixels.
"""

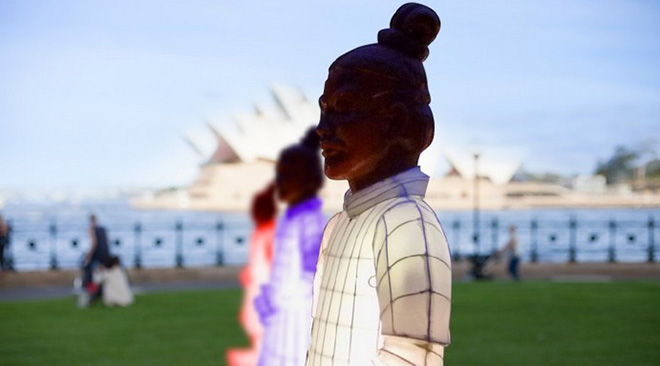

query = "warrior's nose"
[316,115,331,140]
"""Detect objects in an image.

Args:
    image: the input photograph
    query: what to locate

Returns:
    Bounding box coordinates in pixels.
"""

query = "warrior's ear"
[383,101,409,139]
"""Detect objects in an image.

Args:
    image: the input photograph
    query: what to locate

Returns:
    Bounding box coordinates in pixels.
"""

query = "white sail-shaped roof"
[184,129,215,158]
[444,146,524,185]
[187,84,525,187]
[198,84,319,163]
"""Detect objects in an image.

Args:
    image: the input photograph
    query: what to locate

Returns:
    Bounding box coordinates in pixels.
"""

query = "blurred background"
[0,1,659,365]
[1,0,658,269]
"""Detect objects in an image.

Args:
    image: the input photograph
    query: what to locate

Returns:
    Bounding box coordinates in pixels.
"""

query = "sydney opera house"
[132,85,660,212]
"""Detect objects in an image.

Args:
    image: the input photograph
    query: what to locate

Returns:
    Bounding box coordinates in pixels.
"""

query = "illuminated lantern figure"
[227,185,277,366]
[307,3,451,365]
[256,129,326,366]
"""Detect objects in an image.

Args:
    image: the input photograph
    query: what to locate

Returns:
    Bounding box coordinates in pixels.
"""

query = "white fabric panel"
[306,167,451,366]
[259,198,326,366]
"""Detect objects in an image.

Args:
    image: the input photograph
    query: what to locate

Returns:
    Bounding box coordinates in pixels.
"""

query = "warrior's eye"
[333,96,356,113]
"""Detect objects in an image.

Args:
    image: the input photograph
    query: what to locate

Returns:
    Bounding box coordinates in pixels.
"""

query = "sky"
[1,0,659,192]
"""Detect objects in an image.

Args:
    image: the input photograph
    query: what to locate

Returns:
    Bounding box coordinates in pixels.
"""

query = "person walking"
[0,214,10,271]
[497,225,521,281]
[82,214,111,289]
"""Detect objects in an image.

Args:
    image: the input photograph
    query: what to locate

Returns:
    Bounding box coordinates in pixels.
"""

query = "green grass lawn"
[1,282,659,366]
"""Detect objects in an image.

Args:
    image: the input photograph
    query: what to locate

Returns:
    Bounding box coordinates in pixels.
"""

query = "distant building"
[134,85,348,211]
[571,175,607,195]
[186,84,317,165]
[443,146,523,185]
[132,85,660,212]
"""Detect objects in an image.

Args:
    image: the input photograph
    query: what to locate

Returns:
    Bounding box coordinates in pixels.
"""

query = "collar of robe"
[343,166,429,219]
[285,196,323,219]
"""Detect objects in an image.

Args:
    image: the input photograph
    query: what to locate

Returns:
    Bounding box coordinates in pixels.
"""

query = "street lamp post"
[473,152,481,255]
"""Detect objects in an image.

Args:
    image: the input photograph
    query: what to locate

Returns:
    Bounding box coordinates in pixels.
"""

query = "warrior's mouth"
[320,139,341,149]
[321,149,343,159]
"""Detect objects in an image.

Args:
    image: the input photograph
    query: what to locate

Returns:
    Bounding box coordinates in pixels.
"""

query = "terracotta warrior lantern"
[317,2,439,192]
[308,3,452,366]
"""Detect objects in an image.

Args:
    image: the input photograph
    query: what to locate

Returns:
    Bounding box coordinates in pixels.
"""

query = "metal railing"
[2,216,657,271]
[3,220,252,271]
[448,215,657,263]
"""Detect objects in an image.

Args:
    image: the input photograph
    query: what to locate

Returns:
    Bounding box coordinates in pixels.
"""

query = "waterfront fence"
[2,216,657,271]
[3,220,253,271]
[449,215,657,264]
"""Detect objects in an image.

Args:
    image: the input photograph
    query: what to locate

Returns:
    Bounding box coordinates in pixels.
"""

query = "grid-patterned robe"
[306,167,451,366]
[258,197,326,366]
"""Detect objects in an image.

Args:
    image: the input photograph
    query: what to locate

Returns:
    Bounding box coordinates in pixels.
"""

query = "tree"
[595,146,639,184]
[647,159,660,178]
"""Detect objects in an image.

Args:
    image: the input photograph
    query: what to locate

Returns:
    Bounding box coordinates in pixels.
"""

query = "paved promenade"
[1,262,659,301]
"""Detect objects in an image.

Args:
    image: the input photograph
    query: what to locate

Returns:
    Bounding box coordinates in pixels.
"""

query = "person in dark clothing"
[0,214,10,271]
[82,214,111,288]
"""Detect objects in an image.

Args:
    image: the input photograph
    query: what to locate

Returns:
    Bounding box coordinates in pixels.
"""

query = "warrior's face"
[316,67,397,191]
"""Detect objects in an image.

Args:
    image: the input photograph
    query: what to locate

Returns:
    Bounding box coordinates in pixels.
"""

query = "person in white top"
[308,3,450,365]
[497,225,521,281]
[96,256,134,307]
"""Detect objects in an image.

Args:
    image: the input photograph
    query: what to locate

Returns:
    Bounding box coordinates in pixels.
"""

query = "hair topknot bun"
[377,2,440,62]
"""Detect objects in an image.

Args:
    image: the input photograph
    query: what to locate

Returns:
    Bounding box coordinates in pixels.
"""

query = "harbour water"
[1,200,658,271]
